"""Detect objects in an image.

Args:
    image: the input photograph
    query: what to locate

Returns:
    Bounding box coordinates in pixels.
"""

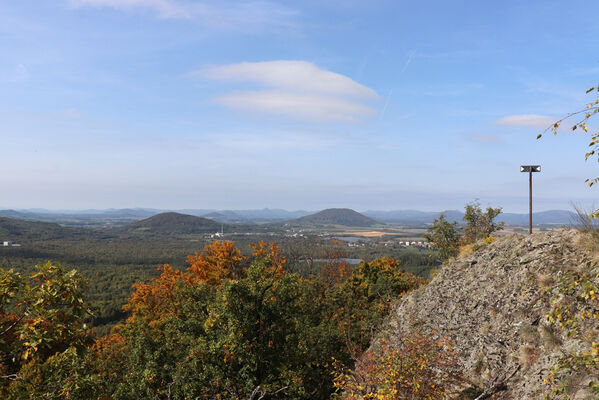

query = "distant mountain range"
[362,209,577,226]
[0,207,580,227]
[0,208,311,226]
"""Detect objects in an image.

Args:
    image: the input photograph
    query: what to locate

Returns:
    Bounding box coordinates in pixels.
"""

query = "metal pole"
[529,170,532,234]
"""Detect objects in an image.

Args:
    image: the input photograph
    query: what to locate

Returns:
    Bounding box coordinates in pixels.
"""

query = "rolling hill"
[121,212,224,234]
[290,208,380,227]
[0,217,88,241]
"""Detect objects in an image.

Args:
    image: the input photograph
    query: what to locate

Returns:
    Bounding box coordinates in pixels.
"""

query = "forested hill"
[119,212,224,234]
[291,208,380,227]
[0,217,89,241]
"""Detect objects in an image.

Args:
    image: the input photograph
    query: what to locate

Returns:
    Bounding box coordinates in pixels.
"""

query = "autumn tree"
[320,239,352,286]
[249,240,287,276]
[124,263,189,320]
[334,333,464,400]
[0,242,427,399]
[187,240,246,285]
[331,258,425,356]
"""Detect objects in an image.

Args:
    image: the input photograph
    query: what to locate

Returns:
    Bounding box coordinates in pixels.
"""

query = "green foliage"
[0,262,94,399]
[85,245,423,399]
[463,200,504,243]
[424,214,461,261]
[425,201,503,262]
[329,257,426,356]
[1,215,438,333]
[0,240,426,399]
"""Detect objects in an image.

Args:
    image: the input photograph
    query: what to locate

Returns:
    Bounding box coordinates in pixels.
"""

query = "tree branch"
[0,312,26,337]
[474,365,521,400]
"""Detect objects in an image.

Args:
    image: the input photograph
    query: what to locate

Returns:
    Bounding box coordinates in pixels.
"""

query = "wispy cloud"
[199,61,378,99]
[197,60,378,122]
[399,51,415,74]
[68,0,298,31]
[214,91,376,122]
[495,114,555,128]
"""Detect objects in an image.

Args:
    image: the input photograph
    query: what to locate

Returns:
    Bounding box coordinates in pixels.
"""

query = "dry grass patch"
[518,344,539,370]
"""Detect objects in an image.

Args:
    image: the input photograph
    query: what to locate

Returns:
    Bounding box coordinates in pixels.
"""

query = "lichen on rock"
[384,229,598,399]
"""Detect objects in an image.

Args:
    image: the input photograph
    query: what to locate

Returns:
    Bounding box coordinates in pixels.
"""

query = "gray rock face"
[387,230,595,399]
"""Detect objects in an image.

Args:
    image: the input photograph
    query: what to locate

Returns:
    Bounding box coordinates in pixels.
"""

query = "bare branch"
[248,385,289,400]
[0,374,23,381]
[473,366,520,400]
[0,312,26,338]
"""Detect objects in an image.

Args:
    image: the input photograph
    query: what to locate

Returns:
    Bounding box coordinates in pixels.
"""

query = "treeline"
[0,241,424,399]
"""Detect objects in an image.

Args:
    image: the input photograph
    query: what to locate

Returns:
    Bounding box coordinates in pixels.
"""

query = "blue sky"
[1,0,599,212]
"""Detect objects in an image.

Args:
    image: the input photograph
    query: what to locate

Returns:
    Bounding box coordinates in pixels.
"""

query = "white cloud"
[199,61,378,99]
[495,114,556,128]
[214,91,376,122]
[198,61,378,122]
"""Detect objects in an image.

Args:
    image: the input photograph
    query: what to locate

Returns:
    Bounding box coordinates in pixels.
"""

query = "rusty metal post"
[529,170,532,235]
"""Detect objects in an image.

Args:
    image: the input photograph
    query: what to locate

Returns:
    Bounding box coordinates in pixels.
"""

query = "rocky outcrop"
[387,230,597,399]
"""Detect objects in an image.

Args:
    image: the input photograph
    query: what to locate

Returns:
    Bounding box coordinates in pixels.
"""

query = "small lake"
[310,258,363,265]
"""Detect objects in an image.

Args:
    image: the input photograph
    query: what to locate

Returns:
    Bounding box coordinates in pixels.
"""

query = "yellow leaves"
[334,334,461,400]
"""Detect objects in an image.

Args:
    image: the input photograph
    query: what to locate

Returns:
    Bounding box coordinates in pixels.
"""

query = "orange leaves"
[321,261,352,286]
[125,264,188,318]
[368,257,399,273]
[126,241,250,321]
[187,241,246,285]
[249,241,286,276]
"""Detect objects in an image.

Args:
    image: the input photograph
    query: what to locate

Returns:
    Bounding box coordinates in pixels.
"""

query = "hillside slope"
[293,208,380,227]
[0,217,86,241]
[122,212,223,234]
[384,230,597,399]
